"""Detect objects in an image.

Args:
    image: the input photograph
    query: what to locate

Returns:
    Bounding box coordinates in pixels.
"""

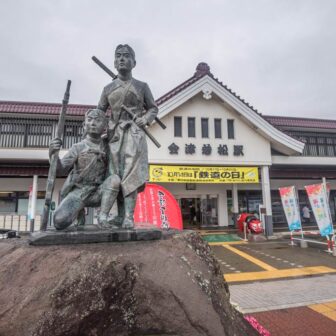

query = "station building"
[0,63,336,232]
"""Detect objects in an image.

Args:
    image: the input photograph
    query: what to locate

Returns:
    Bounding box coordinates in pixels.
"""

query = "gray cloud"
[0,0,335,119]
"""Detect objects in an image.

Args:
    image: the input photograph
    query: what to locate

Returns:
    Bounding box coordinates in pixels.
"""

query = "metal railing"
[0,117,83,149]
[287,131,336,157]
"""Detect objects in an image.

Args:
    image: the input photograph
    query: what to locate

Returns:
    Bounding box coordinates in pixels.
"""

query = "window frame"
[214,118,222,139]
[227,119,235,139]
[174,116,182,137]
[201,118,209,138]
[188,117,196,138]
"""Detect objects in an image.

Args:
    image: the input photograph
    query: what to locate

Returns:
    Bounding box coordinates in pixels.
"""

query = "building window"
[288,131,336,157]
[214,119,222,139]
[188,117,195,137]
[17,191,45,215]
[63,122,84,149]
[0,192,17,213]
[307,137,317,156]
[326,137,336,156]
[227,119,235,139]
[201,118,209,138]
[186,183,196,190]
[174,117,182,137]
[0,191,45,215]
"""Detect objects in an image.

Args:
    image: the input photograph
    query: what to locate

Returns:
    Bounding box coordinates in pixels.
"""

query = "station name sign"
[149,165,259,184]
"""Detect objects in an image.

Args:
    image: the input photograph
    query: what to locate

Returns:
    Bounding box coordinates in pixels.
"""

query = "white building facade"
[1,63,336,233]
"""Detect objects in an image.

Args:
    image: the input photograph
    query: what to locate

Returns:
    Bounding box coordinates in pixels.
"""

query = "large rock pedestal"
[29,226,163,245]
[0,232,257,336]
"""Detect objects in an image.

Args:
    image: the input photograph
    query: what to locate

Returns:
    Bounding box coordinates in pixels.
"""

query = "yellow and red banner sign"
[149,165,259,183]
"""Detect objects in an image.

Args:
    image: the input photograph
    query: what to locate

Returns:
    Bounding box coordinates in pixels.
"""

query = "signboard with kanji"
[149,165,258,183]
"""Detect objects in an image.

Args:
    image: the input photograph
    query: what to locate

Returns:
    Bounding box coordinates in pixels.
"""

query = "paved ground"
[230,274,336,313]
[201,231,336,335]
[252,306,336,336]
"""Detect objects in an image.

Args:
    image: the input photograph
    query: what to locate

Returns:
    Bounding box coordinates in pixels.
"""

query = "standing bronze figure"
[97,45,158,229]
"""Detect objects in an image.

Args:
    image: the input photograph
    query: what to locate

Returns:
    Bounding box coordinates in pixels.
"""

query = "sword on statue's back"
[92,56,166,130]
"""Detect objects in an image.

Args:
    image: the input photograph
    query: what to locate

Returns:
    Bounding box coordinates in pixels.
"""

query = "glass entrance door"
[180,198,201,229]
[200,195,218,227]
[180,195,218,228]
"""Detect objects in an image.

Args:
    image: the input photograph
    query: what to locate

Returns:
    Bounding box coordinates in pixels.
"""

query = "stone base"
[237,231,268,242]
[0,232,258,336]
[29,225,162,246]
[300,240,308,248]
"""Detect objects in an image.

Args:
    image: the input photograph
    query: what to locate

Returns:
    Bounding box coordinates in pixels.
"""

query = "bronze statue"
[49,109,120,230]
[97,44,158,229]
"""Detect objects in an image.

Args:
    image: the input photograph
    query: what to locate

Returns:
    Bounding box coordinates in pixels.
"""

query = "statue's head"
[83,108,107,137]
[114,44,136,73]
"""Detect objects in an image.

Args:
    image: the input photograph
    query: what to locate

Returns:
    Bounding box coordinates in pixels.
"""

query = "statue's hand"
[134,116,147,128]
[49,138,62,157]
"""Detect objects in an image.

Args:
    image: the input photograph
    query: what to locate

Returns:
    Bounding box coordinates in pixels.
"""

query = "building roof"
[1,99,335,130]
[263,115,336,130]
[156,62,260,113]
[0,63,334,131]
[0,101,94,117]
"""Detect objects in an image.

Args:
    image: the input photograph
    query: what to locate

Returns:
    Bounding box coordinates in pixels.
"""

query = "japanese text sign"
[279,186,302,231]
[134,183,182,230]
[305,183,333,236]
[149,165,258,183]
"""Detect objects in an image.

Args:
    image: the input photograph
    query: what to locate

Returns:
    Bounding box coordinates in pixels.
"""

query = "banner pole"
[244,221,248,241]
[322,177,327,199]
[332,234,336,257]
[325,177,336,255]
[326,235,331,253]
[290,230,293,246]
[323,177,334,253]
[295,188,304,240]
[290,231,295,246]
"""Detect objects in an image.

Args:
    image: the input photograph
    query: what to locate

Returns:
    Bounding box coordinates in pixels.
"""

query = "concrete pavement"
[229,274,336,313]
[202,231,336,335]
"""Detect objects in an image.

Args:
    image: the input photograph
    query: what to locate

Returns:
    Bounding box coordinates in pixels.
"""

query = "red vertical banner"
[134,184,183,230]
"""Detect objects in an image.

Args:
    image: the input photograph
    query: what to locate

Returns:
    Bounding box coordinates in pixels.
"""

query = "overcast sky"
[0,0,335,119]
